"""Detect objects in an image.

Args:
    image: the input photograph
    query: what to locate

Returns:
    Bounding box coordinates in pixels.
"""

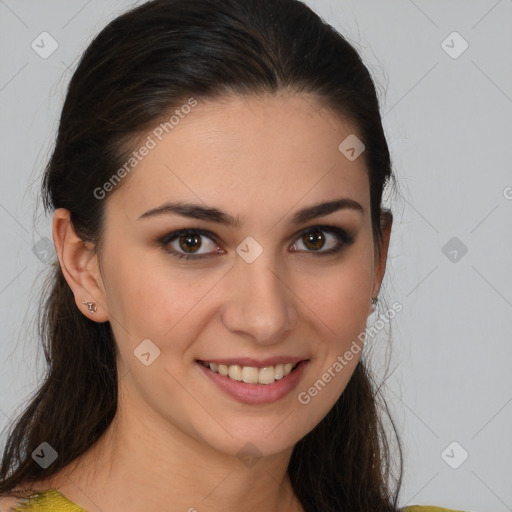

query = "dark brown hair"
[0,0,403,510]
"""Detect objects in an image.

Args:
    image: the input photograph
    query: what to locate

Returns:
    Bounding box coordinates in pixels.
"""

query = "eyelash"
[158,225,355,261]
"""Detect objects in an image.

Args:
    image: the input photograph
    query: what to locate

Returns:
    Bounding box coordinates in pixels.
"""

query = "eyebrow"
[137,197,364,227]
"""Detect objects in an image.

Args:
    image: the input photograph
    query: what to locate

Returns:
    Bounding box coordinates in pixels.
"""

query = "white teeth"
[227,364,242,381]
[242,366,259,384]
[202,361,300,384]
[258,366,275,385]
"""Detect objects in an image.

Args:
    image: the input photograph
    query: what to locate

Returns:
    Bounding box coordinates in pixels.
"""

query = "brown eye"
[160,229,221,260]
[301,230,326,251]
[291,225,355,257]
[179,232,202,253]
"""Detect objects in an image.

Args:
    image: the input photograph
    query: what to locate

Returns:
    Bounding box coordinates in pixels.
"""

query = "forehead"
[106,92,369,225]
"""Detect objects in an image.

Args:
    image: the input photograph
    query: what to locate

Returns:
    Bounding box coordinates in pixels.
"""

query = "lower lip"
[197,360,309,405]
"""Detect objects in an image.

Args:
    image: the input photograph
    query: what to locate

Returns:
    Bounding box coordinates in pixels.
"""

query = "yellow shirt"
[8,489,466,511]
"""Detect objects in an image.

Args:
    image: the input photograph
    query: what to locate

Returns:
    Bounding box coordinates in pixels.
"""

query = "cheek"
[101,248,224,349]
[298,252,374,339]
[297,344,362,435]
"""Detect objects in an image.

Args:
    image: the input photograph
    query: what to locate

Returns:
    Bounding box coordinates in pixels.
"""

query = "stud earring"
[82,300,97,313]
[370,296,378,315]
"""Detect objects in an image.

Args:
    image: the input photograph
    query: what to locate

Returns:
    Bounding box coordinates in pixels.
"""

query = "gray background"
[1,1,511,511]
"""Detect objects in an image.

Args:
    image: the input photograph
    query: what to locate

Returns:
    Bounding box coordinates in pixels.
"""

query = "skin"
[23,91,392,512]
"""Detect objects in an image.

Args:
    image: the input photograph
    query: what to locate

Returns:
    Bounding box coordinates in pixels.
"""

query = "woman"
[0,0,465,511]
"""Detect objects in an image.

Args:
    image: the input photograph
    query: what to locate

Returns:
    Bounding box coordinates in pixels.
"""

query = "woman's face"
[94,92,386,459]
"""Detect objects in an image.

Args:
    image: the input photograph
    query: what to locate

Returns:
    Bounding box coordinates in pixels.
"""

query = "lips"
[196,358,309,405]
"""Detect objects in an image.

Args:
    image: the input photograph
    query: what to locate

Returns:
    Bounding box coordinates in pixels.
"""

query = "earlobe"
[52,208,109,323]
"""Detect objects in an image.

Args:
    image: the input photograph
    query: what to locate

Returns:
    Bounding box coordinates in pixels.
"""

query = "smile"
[196,359,309,405]
[199,360,299,384]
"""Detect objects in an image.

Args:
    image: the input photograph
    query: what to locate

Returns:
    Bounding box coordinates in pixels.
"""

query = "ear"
[52,208,109,323]
[370,210,393,313]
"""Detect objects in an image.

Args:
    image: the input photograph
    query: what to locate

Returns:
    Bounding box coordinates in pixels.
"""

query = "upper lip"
[197,356,307,367]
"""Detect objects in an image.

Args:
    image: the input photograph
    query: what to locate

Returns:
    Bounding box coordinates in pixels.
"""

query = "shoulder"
[0,482,42,511]
[402,506,467,512]
[0,494,31,512]
[0,496,19,512]
[0,489,86,512]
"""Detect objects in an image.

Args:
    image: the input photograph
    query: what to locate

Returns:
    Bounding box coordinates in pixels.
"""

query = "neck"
[50,376,303,512]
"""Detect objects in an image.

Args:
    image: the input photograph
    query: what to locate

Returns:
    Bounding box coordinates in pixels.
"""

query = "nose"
[220,251,298,346]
